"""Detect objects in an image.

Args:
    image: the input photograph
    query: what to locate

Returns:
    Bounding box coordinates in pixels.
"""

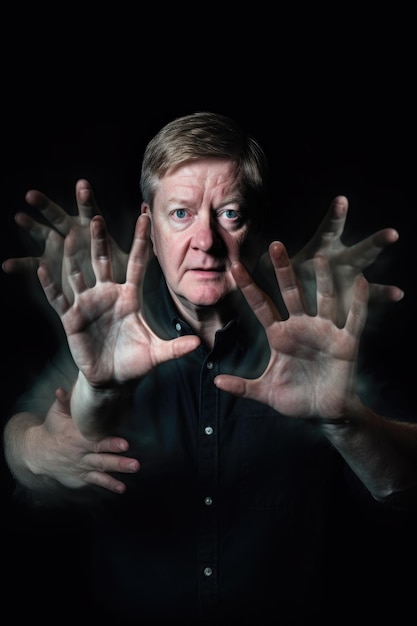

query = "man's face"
[141,158,260,315]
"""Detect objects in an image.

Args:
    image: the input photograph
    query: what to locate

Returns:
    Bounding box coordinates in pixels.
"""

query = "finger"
[343,228,399,271]
[25,190,75,236]
[64,228,90,295]
[54,386,71,410]
[314,253,335,320]
[161,335,202,362]
[296,196,349,258]
[87,451,140,474]
[85,451,140,494]
[230,260,280,329]
[314,195,349,247]
[2,256,39,274]
[270,241,304,315]
[137,309,201,362]
[344,275,369,337]
[214,374,265,406]
[125,214,152,286]
[94,436,132,454]
[75,179,103,222]
[14,211,52,247]
[2,214,62,274]
[46,228,66,264]
[37,261,69,317]
[214,373,251,397]
[90,216,114,283]
[368,283,404,303]
[85,471,129,494]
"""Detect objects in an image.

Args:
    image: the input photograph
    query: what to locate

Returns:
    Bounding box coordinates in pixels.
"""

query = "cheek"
[153,232,180,267]
[229,230,251,256]
[150,227,167,259]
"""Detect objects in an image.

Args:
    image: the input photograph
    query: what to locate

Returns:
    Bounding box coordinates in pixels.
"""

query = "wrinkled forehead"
[156,158,244,200]
[164,157,240,182]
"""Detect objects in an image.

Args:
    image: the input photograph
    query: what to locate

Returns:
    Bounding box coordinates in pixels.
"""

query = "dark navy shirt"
[88,261,351,623]
[12,259,358,624]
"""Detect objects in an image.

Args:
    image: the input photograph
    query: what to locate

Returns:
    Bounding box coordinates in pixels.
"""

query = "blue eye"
[174,209,187,219]
[224,209,237,219]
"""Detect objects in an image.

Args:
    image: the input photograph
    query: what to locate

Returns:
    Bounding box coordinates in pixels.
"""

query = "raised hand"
[259,196,402,326]
[37,213,200,390]
[290,195,402,324]
[214,241,369,421]
[2,179,128,302]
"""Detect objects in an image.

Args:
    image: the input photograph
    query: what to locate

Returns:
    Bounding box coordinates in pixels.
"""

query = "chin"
[188,286,238,308]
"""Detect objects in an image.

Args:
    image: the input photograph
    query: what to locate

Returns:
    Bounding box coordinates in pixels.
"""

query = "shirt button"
[203,567,213,577]
[175,322,182,332]
[204,496,213,506]
[206,361,214,370]
[204,426,213,435]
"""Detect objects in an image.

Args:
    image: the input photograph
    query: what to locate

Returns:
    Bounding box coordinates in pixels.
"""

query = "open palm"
[37,214,200,388]
[215,241,369,421]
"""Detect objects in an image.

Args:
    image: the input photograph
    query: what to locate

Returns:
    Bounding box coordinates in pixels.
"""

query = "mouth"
[188,267,225,278]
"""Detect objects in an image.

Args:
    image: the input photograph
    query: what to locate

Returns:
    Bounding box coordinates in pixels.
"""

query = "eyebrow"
[165,195,243,207]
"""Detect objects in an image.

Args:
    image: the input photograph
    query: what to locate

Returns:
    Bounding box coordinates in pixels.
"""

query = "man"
[3,112,417,623]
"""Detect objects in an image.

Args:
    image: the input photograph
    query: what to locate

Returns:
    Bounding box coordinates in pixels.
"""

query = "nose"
[191,214,219,252]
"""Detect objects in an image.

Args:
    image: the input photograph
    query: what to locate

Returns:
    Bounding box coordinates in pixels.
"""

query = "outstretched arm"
[215,242,417,504]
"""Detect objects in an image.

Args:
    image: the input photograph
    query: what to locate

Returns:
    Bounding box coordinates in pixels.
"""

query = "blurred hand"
[2,179,128,302]
[261,195,403,325]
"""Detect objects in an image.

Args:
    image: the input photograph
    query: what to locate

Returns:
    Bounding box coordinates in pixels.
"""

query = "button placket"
[198,353,219,613]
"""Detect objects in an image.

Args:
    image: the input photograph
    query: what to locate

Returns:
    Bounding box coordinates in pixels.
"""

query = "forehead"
[158,158,242,198]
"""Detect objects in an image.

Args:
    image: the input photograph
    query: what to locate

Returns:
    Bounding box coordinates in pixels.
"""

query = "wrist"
[74,370,128,402]
[71,371,132,440]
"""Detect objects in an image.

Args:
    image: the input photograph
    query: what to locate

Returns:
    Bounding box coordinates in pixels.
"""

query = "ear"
[141,201,151,216]
[141,202,155,250]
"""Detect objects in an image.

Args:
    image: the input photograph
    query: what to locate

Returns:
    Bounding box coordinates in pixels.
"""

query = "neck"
[173,292,241,350]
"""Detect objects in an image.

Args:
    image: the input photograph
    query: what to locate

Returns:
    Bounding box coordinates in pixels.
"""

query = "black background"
[1,10,416,623]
